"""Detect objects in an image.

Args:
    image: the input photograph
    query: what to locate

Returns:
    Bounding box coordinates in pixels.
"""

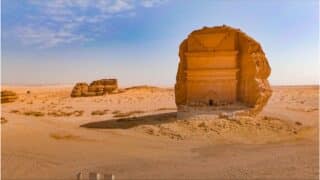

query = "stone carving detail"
[71,79,118,97]
[175,25,272,115]
[1,90,18,103]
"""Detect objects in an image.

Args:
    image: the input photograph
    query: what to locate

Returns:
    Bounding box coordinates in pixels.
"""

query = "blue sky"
[2,0,319,86]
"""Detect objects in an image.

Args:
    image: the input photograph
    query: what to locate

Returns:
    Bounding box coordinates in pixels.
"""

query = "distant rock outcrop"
[71,79,118,97]
[71,83,89,97]
[1,90,18,103]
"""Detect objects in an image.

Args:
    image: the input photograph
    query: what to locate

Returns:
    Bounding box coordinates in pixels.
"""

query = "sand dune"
[1,85,319,179]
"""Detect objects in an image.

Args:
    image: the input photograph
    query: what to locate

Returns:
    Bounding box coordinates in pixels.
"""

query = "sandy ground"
[1,85,319,179]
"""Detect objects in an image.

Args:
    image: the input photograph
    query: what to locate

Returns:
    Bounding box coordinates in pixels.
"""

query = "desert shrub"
[24,111,45,117]
[50,133,79,140]
[91,109,109,116]
[112,110,121,114]
[113,110,144,118]
[48,110,84,117]
[262,116,281,121]
[73,110,84,117]
[10,110,20,114]
[156,107,177,111]
[48,111,72,117]
[1,117,8,124]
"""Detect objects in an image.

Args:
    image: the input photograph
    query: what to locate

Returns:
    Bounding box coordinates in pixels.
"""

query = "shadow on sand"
[80,112,177,129]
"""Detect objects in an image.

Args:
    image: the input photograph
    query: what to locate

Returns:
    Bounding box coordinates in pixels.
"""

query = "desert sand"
[1,85,319,179]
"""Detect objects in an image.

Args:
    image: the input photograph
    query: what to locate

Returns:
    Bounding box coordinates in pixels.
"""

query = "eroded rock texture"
[71,83,90,97]
[175,25,272,115]
[1,90,18,103]
[71,79,118,97]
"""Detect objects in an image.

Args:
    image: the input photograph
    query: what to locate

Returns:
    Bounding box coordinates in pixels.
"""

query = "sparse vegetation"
[262,116,281,121]
[74,110,84,117]
[24,111,45,117]
[91,109,109,116]
[10,110,20,114]
[48,111,72,117]
[48,110,84,117]
[1,117,8,124]
[112,110,121,114]
[113,110,144,118]
[50,133,80,140]
[156,107,177,111]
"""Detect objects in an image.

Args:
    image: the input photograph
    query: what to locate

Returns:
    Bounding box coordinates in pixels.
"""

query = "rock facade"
[1,90,18,103]
[71,79,118,97]
[175,25,272,115]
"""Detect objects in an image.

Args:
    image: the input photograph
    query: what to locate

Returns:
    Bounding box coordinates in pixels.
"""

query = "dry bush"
[91,109,109,116]
[156,107,177,111]
[113,110,144,118]
[74,110,84,117]
[50,133,80,140]
[10,110,20,114]
[24,111,45,117]
[48,111,72,117]
[112,110,121,114]
[1,117,8,124]
[48,110,84,117]
[262,116,281,121]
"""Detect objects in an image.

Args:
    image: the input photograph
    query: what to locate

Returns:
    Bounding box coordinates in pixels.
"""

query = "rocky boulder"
[90,79,118,94]
[71,79,118,97]
[71,83,89,97]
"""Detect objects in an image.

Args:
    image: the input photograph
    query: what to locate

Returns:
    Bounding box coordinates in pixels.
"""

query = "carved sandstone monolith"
[175,25,272,116]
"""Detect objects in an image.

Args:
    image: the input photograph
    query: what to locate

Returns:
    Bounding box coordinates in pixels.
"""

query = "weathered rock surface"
[175,25,272,115]
[71,79,118,97]
[90,79,118,94]
[1,90,18,103]
[71,83,89,97]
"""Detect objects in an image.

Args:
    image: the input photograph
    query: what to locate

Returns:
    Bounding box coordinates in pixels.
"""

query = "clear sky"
[2,0,319,86]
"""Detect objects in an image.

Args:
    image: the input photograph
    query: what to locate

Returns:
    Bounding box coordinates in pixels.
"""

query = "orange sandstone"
[175,25,272,115]
[71,79,118,97]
